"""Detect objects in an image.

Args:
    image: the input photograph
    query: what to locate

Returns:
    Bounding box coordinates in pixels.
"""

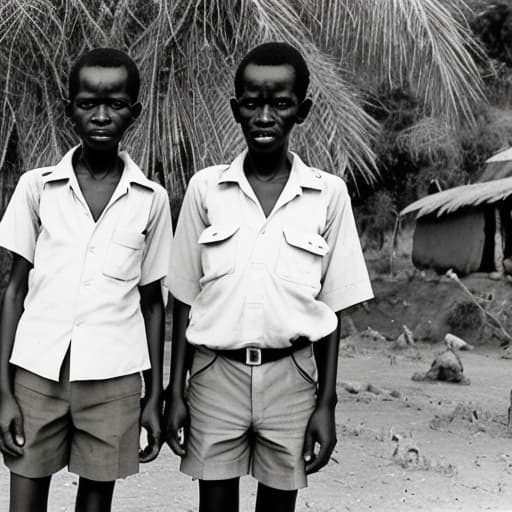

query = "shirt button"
[88,246,96,254]
[261,230,266,235]
[83,280,92,287]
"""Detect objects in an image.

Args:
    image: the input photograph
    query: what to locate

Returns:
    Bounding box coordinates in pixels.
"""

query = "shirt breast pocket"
[103,229,145,281]
[276,228,329,286]
[198,224,239,282]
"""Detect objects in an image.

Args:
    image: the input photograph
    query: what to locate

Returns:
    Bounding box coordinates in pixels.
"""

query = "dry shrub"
[445,300,484,332]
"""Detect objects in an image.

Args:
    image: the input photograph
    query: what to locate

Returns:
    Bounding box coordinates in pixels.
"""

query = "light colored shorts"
[4,357,142,481]
[181,344,317,490]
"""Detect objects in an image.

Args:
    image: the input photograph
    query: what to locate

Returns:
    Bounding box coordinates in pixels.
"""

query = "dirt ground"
[1,245,512,511]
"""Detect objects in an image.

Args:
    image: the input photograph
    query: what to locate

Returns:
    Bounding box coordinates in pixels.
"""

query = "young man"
[164,42,373,512]
[0,48,172,512]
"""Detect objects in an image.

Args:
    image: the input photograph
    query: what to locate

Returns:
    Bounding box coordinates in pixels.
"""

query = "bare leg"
[199,478,239,512]
[10,473,51,512]
[255,482,297,512]
[75,477,115,512]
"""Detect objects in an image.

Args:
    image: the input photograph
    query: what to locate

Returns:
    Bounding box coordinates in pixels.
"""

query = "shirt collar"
[43,145,155,190]
[217,150,323,191]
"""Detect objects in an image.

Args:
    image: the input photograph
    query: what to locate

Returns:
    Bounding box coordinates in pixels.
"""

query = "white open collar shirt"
[0,147,172,381]
[169,151,373,350]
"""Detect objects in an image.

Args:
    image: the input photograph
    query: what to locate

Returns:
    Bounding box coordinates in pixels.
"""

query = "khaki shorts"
[4,357,142,481]
[181,344,317,491]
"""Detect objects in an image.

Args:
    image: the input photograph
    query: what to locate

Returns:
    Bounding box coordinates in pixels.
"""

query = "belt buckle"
[246,347,262,366]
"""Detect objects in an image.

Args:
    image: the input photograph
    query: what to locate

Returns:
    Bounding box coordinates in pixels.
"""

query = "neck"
[78,145,121,177]
[245,147,292,178]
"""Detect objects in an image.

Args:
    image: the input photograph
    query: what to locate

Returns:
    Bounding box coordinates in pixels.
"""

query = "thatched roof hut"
[400,148,512,275]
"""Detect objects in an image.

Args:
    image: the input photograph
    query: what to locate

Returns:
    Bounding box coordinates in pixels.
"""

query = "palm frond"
[0,0,487,210]
[313,0,485,126]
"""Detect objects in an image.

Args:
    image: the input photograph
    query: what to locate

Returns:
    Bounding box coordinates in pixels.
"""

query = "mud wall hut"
[401,148,512,276]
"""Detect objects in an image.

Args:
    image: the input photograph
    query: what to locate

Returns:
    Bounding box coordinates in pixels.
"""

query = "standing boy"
[0,48,172,511]
[165,42,373,512]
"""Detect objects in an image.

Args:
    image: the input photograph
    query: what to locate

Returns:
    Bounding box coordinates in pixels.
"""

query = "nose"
[91,103,110,124]
[255,104,273,125]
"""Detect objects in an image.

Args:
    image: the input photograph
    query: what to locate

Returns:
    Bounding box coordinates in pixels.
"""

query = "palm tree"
[0,0,485,211]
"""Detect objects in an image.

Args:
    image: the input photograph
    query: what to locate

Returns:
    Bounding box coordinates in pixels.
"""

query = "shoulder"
[20,166,55,183]
[183,164,231,200]
[134,180,170,223]
[146,181,169,213]
[143,179,168,199]
[16,166,56,197]
[309,167,349,198]
[189,165,230,186]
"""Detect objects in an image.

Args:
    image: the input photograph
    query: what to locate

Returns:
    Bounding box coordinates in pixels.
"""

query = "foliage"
[353,1,512,241]
[0,0,486,213]
[470,0,512,65]
[357,189,396,250]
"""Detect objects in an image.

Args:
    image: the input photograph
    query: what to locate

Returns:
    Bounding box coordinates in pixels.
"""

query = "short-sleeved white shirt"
[169,151,373,350]
[0,147,173,381]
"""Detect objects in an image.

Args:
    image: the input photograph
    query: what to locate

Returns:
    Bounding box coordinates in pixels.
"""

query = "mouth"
[252,132,277,144]
[89,131,114,141]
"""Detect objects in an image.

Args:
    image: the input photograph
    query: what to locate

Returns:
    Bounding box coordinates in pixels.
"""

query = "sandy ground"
[1,338,512,512]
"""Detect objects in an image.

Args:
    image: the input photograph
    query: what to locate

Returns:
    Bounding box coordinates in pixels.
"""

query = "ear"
[64,99,72,118]
[230,98,241,123]
[130,102,142,121]
[295,98,312,125]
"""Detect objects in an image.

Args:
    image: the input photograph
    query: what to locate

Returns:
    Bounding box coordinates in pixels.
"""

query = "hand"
[139,397,162,463]
[0,392,25,457]
[163,392,189,457]
[303,404,337,474]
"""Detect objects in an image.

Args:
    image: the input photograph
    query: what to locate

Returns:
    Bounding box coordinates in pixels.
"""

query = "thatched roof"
[479,147,512,181]
[400,177,512,218]
[400,147,512,218]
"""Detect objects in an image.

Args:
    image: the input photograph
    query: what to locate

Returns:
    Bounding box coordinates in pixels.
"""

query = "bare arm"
[304,311,341,474]
[163,298,191,456]
[314,311,341,408]
[0,254,31,456]
[138,280,165,463]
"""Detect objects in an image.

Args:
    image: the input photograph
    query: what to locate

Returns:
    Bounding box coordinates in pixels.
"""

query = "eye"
[274,99,292,109]
[108,99,130,110]
[241,99,258,110]
[75,99,96,110]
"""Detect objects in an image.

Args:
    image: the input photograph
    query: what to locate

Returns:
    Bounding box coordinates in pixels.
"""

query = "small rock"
[394,325,415,349]
[394,333,408,349]
[444,333,474,351]
[411,349,470,385]
[341,381,363,394]
[403,325,414,345]
[366,383,386,395]
[361,327,387,343]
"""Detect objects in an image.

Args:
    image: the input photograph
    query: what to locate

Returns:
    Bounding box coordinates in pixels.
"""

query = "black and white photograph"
[0,1,512,511]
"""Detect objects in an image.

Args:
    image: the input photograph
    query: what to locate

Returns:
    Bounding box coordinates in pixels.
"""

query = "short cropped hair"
[234,42,310,101]
[68,48,140,102]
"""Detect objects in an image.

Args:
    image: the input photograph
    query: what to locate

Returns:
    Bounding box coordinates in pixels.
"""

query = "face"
[230,64,311,154]
[66,66,141,152]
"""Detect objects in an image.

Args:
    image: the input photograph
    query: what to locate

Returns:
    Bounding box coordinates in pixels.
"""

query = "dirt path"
[334,341,512,511]
[1,341,511,511]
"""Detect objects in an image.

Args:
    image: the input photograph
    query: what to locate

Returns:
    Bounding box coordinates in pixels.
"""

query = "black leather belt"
[214,337,311,366]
